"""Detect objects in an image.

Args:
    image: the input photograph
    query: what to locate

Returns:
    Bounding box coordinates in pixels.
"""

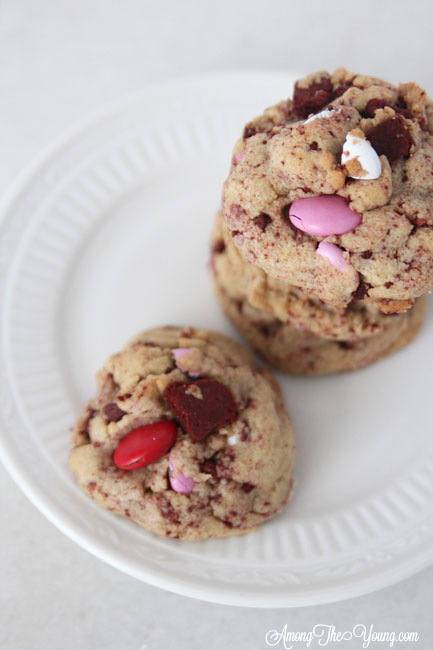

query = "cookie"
[212,217,425,374]
[222,68,433,314]
[69,327,296,541]
[212,211,402,342]
[214,280,425,375]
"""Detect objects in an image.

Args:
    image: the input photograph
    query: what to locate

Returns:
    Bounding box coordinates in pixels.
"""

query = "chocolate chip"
[243,124,260,139]
[281,204,292,224]
[352,282,370,302]
[253,213,272,231]
[309,141,319,151]
[337,341,355,350]
[212,238,226,254]
[242,483,255,493]
[293,77,334,118]
[255,320,282,338]
[201,460,217,478]
[163,379,238,441]
[102,403,126,422]
[362,99,385,118]
[361,250,373,259]
[366,115,411,163]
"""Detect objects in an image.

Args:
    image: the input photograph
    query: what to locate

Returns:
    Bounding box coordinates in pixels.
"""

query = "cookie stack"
[213,68,432,374]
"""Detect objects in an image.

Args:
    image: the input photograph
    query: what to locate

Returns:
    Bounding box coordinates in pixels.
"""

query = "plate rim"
[2,440,433,608]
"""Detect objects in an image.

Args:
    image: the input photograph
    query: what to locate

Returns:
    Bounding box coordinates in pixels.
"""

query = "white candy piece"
[227,433,240,446]
[304,108,338,124]
[341,130,382,180]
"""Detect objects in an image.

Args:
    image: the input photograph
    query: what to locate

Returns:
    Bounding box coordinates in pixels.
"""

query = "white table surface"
[1,1,432,648]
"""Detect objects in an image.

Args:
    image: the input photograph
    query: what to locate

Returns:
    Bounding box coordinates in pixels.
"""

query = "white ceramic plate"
[1,72,432,608]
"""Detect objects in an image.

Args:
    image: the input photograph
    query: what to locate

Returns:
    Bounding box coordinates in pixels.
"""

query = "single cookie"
[69,327,296,541]
[212,226,426,374]
[212,211,402,341]
[222,68,433,314]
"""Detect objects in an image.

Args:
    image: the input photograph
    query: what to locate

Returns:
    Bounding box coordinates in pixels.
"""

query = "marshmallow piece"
[304,108,338,124]
[341,129,382,180]
[317,241,348,272]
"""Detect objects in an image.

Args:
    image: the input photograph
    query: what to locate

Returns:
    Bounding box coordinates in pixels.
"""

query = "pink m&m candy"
[317,241,348,272]
[289,195,361,237]
[172,348,200,378]
[169,458,196,495]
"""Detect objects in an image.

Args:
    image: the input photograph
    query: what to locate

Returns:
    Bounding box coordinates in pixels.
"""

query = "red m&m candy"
[113,420,177,470]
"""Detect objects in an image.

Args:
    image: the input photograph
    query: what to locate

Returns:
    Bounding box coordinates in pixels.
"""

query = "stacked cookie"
[213,68,432,374]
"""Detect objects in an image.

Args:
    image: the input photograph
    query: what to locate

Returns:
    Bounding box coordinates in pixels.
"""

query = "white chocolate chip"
[185,385,203,399]
[227,433,240,446]
[341,129,382,180]
[304,108,339,124]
